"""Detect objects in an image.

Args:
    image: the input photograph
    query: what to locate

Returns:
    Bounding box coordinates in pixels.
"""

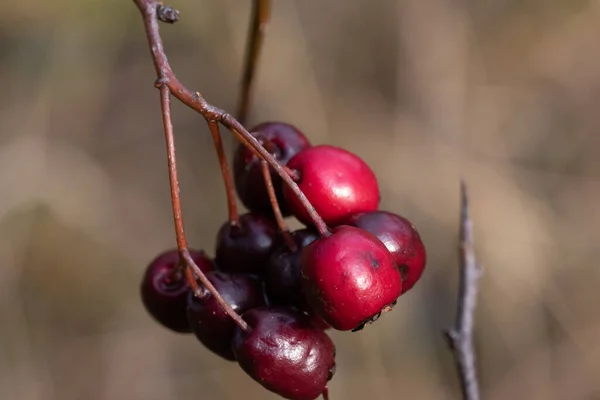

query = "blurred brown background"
[1,0,600,399]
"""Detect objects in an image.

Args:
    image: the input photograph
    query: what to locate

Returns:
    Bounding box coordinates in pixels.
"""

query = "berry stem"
[322,387,329,400]
[156,83,249,333]
[184,264,208,298]
[260,160,297,252]
[132,0,331,238]
[236,0,271,125]
[207,119,239,224]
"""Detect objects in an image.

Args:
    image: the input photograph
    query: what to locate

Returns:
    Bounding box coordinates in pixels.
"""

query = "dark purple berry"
[186,271,265,361]
[233,122,311,216]
[345,211,426,293]
[301,226,401,331]
[141,249,213,333]
[215,213,278,275]
[264,229,319,308]
[232,307,336,400]
[283,145,380,226]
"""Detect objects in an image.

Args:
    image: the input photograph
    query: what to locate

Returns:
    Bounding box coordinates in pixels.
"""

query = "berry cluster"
[141,122,426,399]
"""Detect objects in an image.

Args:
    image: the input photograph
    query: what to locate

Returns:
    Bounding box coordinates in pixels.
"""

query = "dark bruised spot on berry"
[370,257,380,269]
[398,264,409,280]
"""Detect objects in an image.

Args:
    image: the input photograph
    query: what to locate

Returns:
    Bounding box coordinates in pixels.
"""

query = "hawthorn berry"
[233,122,311,216]
[264,228,319,308]
[283,145,380,226]
[186,271,266,361]
[232,307,336,400]
[345,211,426,293]
[215,212,277,274]
[300,226,401,331]
[140,249,213,333]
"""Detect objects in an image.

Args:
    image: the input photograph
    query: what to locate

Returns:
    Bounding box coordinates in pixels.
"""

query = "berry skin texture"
[215,213,278,275]
[345,211,426,293]
[300,226,402,331]
[186,271,265,361]
[140,249,213,333]
[233,122,311,216]
[232,307,336,400]
[283,145,380,226]
[264,228,320,308]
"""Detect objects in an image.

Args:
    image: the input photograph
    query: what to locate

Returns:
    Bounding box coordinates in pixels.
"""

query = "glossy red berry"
[300,226,401,331]
[232,307,336,400]
[264,229,319,308]
[140,249,213,333]
[233,122,311,216]
[186,271,266,361]
[345,211,426,293]
[283,145,380,226]
[215,213,277,275]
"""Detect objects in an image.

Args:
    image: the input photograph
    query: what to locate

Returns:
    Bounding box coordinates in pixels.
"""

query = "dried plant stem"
[156,82,249,332]
[132,0,330,237]
[207,119,239,224]
[445,181,483,400]
[236,0,271,125]
[260,160,297,251]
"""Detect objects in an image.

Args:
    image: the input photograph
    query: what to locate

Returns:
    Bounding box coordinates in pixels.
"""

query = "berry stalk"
[260,159,297,251]
[184,264,208,297]
[156,83,249,332]
[132,0,330,237]
[207,119,239,224]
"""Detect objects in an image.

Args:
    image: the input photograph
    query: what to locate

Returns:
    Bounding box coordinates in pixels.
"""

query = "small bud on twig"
[157,5,179,23]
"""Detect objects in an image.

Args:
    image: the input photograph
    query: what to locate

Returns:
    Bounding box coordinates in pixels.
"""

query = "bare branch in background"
[445,181,483,400]
[236,0,271,125]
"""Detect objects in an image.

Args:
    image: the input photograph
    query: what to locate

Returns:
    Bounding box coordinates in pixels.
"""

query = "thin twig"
[236,0,271,125]
[445,181,483,400]
[156,81,249,332]
[260,160,297,251]
[207,119,239,224]
[133,0,330,237]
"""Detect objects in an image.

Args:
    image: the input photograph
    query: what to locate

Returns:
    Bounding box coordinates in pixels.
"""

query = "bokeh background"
[2,0,600,399]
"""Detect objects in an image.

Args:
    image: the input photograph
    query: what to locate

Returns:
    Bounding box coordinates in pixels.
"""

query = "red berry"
[232,307,336,400]
[140,249,213,333]
[215,213,277,275]
[186,271,266,361]
[300,226,401,331]
[283,145,380,226]
[233,122,311,216]
[345,211,426,293]
[264,228,319,308]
